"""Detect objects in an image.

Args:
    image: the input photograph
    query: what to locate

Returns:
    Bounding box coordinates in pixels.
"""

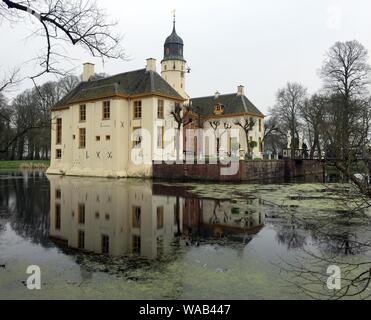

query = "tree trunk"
[175,126,181,162]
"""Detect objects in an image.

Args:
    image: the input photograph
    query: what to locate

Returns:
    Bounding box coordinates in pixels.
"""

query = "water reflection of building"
[181,197,264,239]
[48,176,264,258]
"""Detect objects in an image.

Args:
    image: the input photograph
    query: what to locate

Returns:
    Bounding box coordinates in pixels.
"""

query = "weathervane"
[172,9,176,25]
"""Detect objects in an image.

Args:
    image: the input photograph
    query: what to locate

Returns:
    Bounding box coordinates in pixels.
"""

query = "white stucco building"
[47,17,265,178]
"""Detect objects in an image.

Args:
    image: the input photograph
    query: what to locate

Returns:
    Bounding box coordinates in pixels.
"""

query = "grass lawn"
[0,160,50,170]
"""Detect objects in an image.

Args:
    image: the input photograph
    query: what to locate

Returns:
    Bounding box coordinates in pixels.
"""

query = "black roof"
[165,24,184,45]
[162,21,185,62]
[53,69,184,109]
[190,93,264,117]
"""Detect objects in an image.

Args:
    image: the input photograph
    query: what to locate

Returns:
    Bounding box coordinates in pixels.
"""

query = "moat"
[0,171,370,300]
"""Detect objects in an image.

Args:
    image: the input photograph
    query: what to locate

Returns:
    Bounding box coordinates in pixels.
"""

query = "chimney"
[237,85,245,96]
[146,58,157,72]
[83,62,95,82]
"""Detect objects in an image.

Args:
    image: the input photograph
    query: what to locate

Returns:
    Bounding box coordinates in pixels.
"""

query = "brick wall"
[153,160,323,182]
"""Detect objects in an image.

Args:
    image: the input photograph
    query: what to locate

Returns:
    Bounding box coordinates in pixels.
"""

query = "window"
[134,101,142,119]
[55,204,61,230]
[106,135,111,141]
[105,213,110,221]
[132,206,141,228]
[55,189,61,199]
[96,136,100,141]
[132,236,141,254]
[79,128,86,149]
[80,104,86,122]
[157,126,164,149]
[132,127,142,148]
[95,212,100,219]
[78,203,85,224]
[157,207,164,230]
[259,119,262,132]
[101,235,109,254]
[231,208,240,215]
[157,100,164,119]
[56,149,62,159]
[259,137,263,153]
[78,230,85,250]
[103,101,110,120]
[56,118,62,145]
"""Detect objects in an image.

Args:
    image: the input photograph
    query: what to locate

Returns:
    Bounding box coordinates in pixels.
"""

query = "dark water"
[0,171,370,300]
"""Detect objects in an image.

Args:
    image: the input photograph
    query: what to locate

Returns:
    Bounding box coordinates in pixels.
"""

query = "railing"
[283,149,320,160]
[283,149,305,160]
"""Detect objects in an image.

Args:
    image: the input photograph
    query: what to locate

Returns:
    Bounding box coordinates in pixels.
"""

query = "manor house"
[47,18,265,178]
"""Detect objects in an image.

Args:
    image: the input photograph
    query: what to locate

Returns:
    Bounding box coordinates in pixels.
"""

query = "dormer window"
[214,104,225,115]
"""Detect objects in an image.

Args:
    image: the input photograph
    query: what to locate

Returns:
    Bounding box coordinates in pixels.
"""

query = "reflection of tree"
[279,247,371,300]
[268,191,371,299]
[275,224,307,250]
[2,172,50,246]
[175,196,181,237]
[311,231,369,257]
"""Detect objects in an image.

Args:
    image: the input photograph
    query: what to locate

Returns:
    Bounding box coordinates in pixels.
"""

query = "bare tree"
[0,69,20,125]
[262,116,286,158]
[58,75,80,95]
[271,82,307,149]
[0,0,125,81]
[319,40,371,193]
[235,117,256,159]
[0,68,20,93]
[0,78,66,157]
[300,94,326,158]
[170,103,191,161]
[0,0,124,155]
[320,40,370,162]
[208,121,231,158]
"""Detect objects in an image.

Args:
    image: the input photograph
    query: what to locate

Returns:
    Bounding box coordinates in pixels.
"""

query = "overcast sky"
[1,0,371,114]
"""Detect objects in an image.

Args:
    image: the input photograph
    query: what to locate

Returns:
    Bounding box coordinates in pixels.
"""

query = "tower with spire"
[161,12,188,99]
